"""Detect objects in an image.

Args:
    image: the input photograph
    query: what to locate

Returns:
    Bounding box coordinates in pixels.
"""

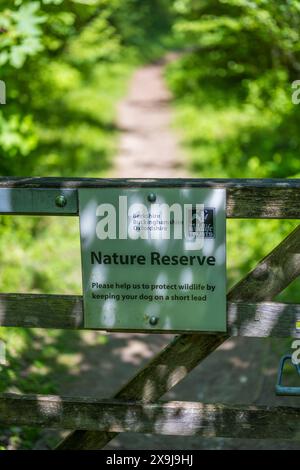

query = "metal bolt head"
[149,316,159,326]
[55,194,67,208]
[147,192,156,203]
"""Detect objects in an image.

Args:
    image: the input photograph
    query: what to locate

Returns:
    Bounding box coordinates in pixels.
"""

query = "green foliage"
[0,1,46,68]
[0,0,174,449]
[167,0,300,299]
[0,0,174,295]
[1,1,121,176]
[0,0,173,176]
[168,0,300,179]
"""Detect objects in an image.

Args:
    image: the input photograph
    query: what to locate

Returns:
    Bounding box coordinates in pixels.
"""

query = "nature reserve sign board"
[79,188,227,332]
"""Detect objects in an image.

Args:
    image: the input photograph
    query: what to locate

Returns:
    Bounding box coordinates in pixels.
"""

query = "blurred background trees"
[167,0,300,178]
[0,0,300,449]
[2,0,299,179]
[165,0,300,291]
[0,0,174,295]
[0,0,173,176]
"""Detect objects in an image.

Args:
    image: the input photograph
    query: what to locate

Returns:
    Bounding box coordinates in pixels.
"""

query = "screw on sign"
[55,194,67,208]
[147,192,156,203]
[149,316,159,326]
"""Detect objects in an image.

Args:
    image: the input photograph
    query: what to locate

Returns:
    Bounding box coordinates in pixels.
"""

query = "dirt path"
[37,61,300,450]
[113,59,187,178]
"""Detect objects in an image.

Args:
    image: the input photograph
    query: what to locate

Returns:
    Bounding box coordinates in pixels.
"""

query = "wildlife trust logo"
[0,80,6,104]
[94,196,215,251]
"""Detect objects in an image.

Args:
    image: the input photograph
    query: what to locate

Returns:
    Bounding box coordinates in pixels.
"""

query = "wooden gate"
[0,178,300,449]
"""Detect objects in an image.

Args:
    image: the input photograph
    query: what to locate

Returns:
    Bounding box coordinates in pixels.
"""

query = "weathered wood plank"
[1,179,300,218]
[228,301,300,338]
[0,189,77,215]
[0,394,299,440]
[2,177,300,188]
[57,224,300,449]
[0,294,83,329]
[0,294,299,338]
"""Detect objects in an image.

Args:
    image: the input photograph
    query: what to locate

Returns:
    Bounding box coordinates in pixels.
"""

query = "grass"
[165,60,300,303]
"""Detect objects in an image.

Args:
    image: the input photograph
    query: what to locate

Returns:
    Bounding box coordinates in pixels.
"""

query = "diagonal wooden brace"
[57,225,300,449]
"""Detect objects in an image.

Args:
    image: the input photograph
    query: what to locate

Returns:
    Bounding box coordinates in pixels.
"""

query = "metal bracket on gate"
[276,354,300,396]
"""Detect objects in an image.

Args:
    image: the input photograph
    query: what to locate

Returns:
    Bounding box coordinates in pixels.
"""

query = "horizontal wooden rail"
[1,178,300,218]
[2,177,300,189]
[0,394,299,440]
[0,294,299,337]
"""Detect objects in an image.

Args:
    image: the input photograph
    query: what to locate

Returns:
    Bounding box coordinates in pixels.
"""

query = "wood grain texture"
[2,177,300,188]
[1,394,300,440]
[228,301,300,338]
[0,294,299,338]
[57,224,300,449]
[1,178,300,218]
[0,294,83,329]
